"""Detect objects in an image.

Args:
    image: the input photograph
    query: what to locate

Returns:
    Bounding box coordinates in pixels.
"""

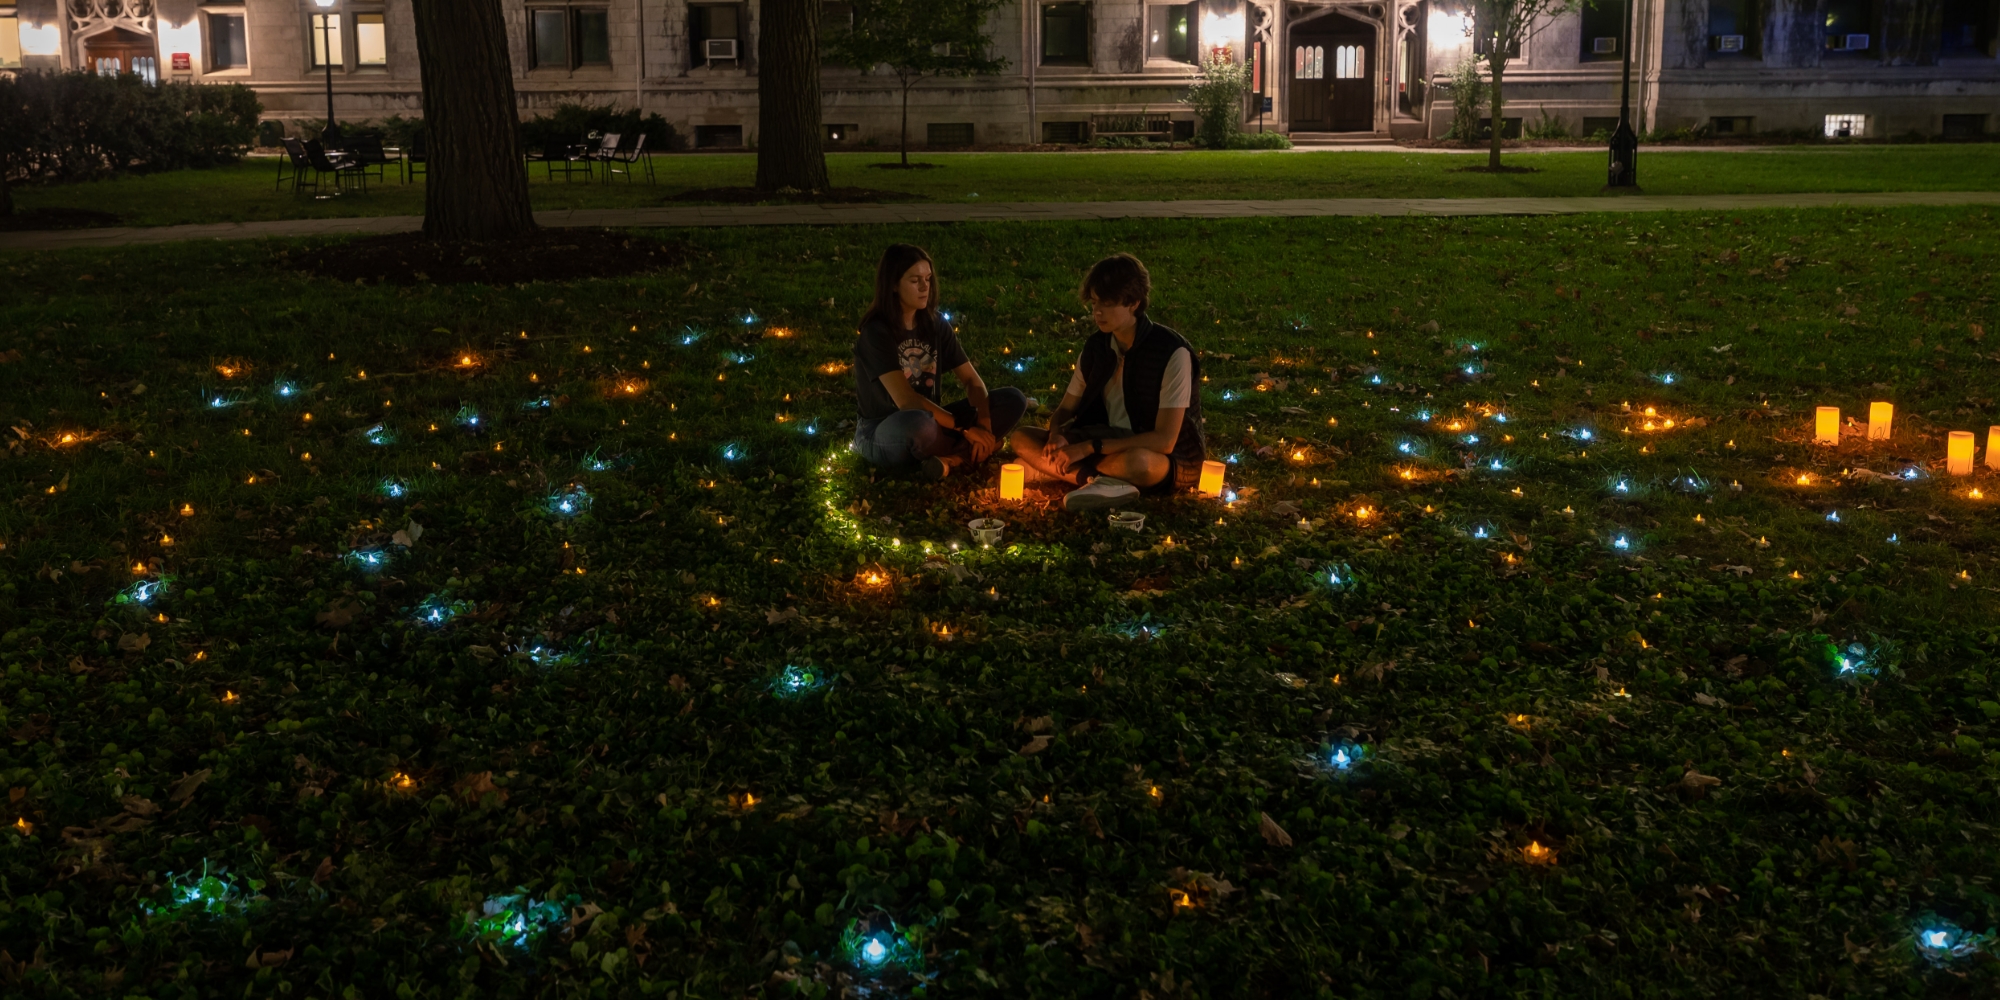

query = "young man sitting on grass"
[1008,253,1208,511]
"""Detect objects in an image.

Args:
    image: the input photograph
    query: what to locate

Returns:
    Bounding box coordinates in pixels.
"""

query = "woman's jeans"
[852,388,1028,470]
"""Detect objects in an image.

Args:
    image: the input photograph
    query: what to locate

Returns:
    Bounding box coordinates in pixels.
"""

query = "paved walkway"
[5,190,1997,251]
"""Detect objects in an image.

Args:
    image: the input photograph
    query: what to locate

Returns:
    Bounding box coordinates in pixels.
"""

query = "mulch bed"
[668,186,922,203]
[0,207,126,231]
[291,228,688,286]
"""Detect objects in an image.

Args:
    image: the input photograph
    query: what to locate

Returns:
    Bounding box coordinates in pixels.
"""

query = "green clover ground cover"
[0,209,1997,998]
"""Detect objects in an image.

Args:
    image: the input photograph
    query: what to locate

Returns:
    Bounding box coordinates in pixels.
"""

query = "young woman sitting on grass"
[1008,253,1207,511]
[851,244,1028,479]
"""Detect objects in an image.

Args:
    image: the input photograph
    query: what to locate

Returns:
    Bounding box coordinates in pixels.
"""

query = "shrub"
[1182,56,1250,149]
[1225,130,1293,150]
[1523,106,1571,140]
[519,102,682,152]
[1444,58,1486,143]
[0,71,261,190]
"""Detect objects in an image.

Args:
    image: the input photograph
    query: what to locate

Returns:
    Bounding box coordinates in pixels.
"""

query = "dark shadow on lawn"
[0,207,125,231]
[1448,166,1542,174]
[291,228,687,286]
[668,186,925,204]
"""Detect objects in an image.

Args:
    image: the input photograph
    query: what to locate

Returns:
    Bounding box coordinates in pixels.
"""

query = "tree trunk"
[900,76,913,167]
[410,0,535,240]
[756,0,830,191]
[1486,54,1505,170]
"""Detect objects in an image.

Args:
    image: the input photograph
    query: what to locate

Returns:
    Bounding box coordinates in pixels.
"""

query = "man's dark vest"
[1071,316,1207,476]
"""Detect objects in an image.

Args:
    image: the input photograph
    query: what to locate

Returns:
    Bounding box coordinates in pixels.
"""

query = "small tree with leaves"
[825,0,1008,166]
[1462,0,1582,169]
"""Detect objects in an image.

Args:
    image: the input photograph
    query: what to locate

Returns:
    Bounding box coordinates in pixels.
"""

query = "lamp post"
[313,0,340,145]
[1606,0,1637,187]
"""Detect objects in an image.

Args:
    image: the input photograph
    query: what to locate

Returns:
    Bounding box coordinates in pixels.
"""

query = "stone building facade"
[1,0,1993,144]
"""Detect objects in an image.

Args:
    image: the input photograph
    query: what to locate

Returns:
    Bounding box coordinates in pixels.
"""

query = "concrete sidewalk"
[5,189,1996,252]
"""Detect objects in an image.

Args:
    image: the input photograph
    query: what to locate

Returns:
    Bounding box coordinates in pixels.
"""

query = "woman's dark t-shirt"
[852,316,969,421]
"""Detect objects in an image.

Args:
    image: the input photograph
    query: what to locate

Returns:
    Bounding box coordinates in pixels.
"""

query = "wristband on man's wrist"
[1091,438,1104,455]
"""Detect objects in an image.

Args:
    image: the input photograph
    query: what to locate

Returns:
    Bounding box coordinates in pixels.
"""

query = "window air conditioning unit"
[1714,34,1744,52]
[1842,33,1869,50]
[706,38,739,61]
[1592,37,1617,54]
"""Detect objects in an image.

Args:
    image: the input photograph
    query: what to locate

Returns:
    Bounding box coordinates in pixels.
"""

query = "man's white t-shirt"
[1063,342,1193,431]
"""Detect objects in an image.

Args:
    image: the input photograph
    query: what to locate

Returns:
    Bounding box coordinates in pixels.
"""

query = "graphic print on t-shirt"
[897,338,938,397]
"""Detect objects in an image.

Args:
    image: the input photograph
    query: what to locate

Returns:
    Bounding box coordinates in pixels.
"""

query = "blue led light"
[363,424,393,446]
[725,351,754,365]
[1369,375,1382,384]
[1576,429,1594,441]
[741,313,758,325]
[940,311,953,322]
[803,422,818,436]
[1473,525,1488,539]
[1901,467,1922,480]
[274,382,298,398]
[1416,410,1431,421]
[1398,442,1413,453]
[775,663,826,696]
[1463,365,1478,376]
[1490,459,1504,470]
[679,328,703,346]
[412,597,462,626]
[1465,434,1480,444]
[1826,510,1841,523]
[455,404,482,428]
[1226,453,1241,464]
[209,396,232,409]
[381,479,408,498]
[118,579,163,604]
[1614,480,1630,493]
[1331,747,1354,770]
[861,939,888,965]
[1656,372,1678,385]
[546,486,592,517]
[349,549,388,572]
[721,444,743,461]
[1493,413,1507,423]
[1221,390,1237,400]
[1887,533,1899,543]
[1613,535,1631,550]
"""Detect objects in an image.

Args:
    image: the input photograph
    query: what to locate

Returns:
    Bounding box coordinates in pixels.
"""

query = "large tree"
[1464,0,1581,169]
[825,0,1008,167]
[410,0,536,239]
[757,0,831,192]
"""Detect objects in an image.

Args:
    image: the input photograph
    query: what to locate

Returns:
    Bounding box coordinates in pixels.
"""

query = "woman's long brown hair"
[861,243,943,336]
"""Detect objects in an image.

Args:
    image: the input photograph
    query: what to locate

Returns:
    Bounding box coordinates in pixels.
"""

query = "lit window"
[1146,4,1192,63]
[1824,113,1866,137]
[1294,43,1323,78]
[356,12,386,65]
[310,13,342,68]
[0,13,22,69]
[1334,43,1362,78]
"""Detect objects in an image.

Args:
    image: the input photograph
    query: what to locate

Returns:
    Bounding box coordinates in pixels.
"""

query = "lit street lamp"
[1606,0,1637,187]
[313,0,341,145]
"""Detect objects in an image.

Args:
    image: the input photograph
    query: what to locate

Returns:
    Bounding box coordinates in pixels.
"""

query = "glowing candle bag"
[1948,431,1975,476]
[1815,407,1840,445]
[1868,402,1893,441]
[1989,426,2000,471]
[1198,460,1226,498]
[998,463,1025,500]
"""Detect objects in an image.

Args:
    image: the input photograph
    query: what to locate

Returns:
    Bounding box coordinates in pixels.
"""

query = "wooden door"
[86,28,157,79]
[1289,38,1329,130]
[1326,36,1372,132]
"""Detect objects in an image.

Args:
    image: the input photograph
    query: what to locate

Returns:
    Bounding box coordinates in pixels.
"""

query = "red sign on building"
[171,52,191,71]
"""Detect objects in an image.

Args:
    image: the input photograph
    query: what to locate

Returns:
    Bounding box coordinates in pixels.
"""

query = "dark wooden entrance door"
[85,28,159,82]
[1290,24,1374,132]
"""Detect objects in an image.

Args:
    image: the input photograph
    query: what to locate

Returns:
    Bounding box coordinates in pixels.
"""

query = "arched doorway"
[1289,11,1375,132]
[84,27,158,83]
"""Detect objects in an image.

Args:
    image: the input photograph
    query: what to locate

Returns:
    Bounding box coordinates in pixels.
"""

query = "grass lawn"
[1,206,1999,998]
[10,145,2000,227]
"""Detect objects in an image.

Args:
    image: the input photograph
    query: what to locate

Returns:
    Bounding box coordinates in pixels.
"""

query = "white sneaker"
[1063,476,1140,511]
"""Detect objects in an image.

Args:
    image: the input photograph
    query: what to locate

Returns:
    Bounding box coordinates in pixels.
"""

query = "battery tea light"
[1948,431,1975,475]
[1198,459,1226,498]
[998,462,1025,501]
[1814,407,1840,445]
[1868,402,1893,441]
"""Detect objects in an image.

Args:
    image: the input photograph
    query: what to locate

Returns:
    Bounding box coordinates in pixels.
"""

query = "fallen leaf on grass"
[456,771,508,805]
[1259,812,1293,848]
[1677,764,1723,798]
[312,855,335,885]
[765,607,799,625]
[1018,735,1052,755]
[315,600,359,629]
[244,948,293,970]
[169,769,212,803]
